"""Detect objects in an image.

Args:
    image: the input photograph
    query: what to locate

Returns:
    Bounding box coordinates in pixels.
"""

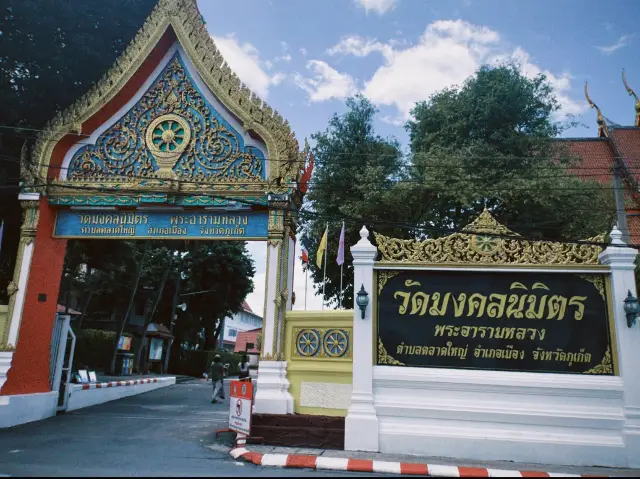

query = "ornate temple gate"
[345,211,640,468]
[0,0,301,418]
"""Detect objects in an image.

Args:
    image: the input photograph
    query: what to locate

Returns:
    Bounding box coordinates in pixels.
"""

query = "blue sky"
[198,0,640,148]
[196,0,640,312]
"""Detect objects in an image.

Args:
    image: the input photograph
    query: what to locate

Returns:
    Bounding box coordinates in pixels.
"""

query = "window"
[228,329,238,338]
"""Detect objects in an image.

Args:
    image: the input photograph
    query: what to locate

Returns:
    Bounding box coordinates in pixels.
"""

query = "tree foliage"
[301,65,615,307]
[0,0,157,302]
[60,239,256,369]
[406,63,614,240]
[299,95,413,308]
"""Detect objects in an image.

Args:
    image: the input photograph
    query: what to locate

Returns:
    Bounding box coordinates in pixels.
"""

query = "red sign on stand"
[229,380,253,436]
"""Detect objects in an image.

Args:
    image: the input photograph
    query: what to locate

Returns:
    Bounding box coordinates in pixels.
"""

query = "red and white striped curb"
[80,378,159,390]
[229,447,606,477]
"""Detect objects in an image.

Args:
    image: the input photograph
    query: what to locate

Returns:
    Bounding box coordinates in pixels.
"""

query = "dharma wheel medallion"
[472,234,500,255]
[145,113,191,178]
[296,329,320,357]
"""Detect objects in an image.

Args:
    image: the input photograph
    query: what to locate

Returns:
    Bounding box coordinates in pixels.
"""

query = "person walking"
[209,355,225,403]
[238,354,250,381]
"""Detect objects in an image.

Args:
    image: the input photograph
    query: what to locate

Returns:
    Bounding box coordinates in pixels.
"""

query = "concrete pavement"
[0,377,381,477]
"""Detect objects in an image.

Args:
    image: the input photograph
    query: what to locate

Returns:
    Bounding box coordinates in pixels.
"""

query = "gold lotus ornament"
[145,114,191,178]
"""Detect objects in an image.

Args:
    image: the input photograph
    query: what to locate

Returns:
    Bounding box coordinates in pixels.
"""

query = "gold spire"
[622,69,640,127]
[584,81,608,137]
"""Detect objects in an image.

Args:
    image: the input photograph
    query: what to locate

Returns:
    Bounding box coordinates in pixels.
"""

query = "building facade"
[219,301,262,350]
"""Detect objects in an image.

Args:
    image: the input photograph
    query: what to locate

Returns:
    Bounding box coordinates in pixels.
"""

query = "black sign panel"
[376,270,614,375]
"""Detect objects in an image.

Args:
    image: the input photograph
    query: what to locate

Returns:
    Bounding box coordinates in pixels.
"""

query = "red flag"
[298,153,314,194]
[301,248,309,264]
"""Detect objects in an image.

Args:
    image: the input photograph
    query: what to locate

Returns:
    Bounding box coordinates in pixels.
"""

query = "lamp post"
[356,285,369,320]
[623,290,640,328]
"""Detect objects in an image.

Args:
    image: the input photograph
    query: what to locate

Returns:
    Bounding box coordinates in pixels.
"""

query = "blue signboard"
[53,209,269,240]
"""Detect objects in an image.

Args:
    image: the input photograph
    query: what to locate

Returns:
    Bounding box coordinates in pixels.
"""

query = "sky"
[196,0,640,314]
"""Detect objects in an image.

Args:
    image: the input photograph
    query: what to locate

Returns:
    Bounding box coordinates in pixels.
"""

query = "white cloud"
[276,54,293,63]
[294,60,358,102]
[211,34,283,98]
[325,20,584,120]
[271,72,286,86]
[354,0,398,15]
[327,35,393,60]
[597,34,633,55]
[300,47,309,57]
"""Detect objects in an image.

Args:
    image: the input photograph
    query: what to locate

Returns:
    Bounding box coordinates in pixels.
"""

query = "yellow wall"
[285,310,353,416]
[0,305,9,348]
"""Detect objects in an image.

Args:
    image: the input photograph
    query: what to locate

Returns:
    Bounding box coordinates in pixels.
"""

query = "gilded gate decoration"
[374,208,605,266]
[66,55,266,183]
[10,0,307,359]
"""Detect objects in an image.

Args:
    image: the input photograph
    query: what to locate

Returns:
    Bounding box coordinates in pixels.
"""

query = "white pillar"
[253,238,294,415]
[598,226,640,468]
[345,226,379,452]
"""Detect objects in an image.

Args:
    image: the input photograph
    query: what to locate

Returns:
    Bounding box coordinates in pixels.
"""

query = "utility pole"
[613,164,630,244]
[166,243,185,372]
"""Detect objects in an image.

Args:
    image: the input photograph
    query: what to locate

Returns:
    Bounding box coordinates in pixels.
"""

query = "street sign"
[228,380,253,436]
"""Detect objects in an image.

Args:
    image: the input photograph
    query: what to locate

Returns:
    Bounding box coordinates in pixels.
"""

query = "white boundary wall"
[67,376,176,411]
[345,226,640,468]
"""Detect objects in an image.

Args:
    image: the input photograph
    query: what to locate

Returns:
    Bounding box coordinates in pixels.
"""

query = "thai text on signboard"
[376,270,614,375]
[229,380,253,436]
[53,210,269,240]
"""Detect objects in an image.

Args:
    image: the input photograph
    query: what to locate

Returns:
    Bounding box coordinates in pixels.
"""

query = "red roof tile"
[241,301,253,313]
[627,215,640,246]
[611,128,640,182]
[559,139,616,186]
[234,328,262,354]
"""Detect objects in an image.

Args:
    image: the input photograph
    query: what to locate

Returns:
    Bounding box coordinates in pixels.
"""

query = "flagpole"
[339,221,344,309]
[339,263,343,309]
[304,265,308,311]
[322,222,328,310]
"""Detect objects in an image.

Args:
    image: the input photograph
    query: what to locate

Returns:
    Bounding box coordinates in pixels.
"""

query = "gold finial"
[622,69,640,127]
[584,82,608,138]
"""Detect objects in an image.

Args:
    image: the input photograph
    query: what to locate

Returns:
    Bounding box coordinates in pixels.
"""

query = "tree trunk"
[134,256,172,373]
[211,317,224,349]
[109,241,149,374]
[76,267,94,330]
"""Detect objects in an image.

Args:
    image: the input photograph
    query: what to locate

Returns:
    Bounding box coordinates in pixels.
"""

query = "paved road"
[0,378,384,477]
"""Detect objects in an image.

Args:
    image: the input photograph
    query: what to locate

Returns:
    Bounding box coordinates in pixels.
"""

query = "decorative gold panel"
[375,208,605,266]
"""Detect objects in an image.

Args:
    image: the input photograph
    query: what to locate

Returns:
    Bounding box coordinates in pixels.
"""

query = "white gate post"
[345,226,379,452]
[598,226,640,467]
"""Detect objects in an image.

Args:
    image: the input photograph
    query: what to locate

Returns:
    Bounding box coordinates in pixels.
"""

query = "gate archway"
[1,0,305,414]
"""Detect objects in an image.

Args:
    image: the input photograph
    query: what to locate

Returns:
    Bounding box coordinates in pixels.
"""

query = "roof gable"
[29,0,301,195]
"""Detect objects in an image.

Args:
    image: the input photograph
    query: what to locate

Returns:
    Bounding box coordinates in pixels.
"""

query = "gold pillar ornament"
[622,69,640,127]
[2,200,40,348]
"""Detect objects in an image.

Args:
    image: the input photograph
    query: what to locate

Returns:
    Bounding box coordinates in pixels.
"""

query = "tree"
[301,65,615,307]
[299,95,419,308]
[406,63,614,240]
[0,0,157,302]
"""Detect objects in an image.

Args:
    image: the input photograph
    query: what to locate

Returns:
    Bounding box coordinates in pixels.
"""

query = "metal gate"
[50,314,76,412]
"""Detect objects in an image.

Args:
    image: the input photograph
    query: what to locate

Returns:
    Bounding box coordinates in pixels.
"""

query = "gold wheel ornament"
[145,114,191,178]
[472,235,501,256]
[296,329,320,357]
[323,329,349,358]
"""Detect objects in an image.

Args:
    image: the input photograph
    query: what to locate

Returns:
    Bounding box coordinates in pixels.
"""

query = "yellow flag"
[316,228,328,268]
